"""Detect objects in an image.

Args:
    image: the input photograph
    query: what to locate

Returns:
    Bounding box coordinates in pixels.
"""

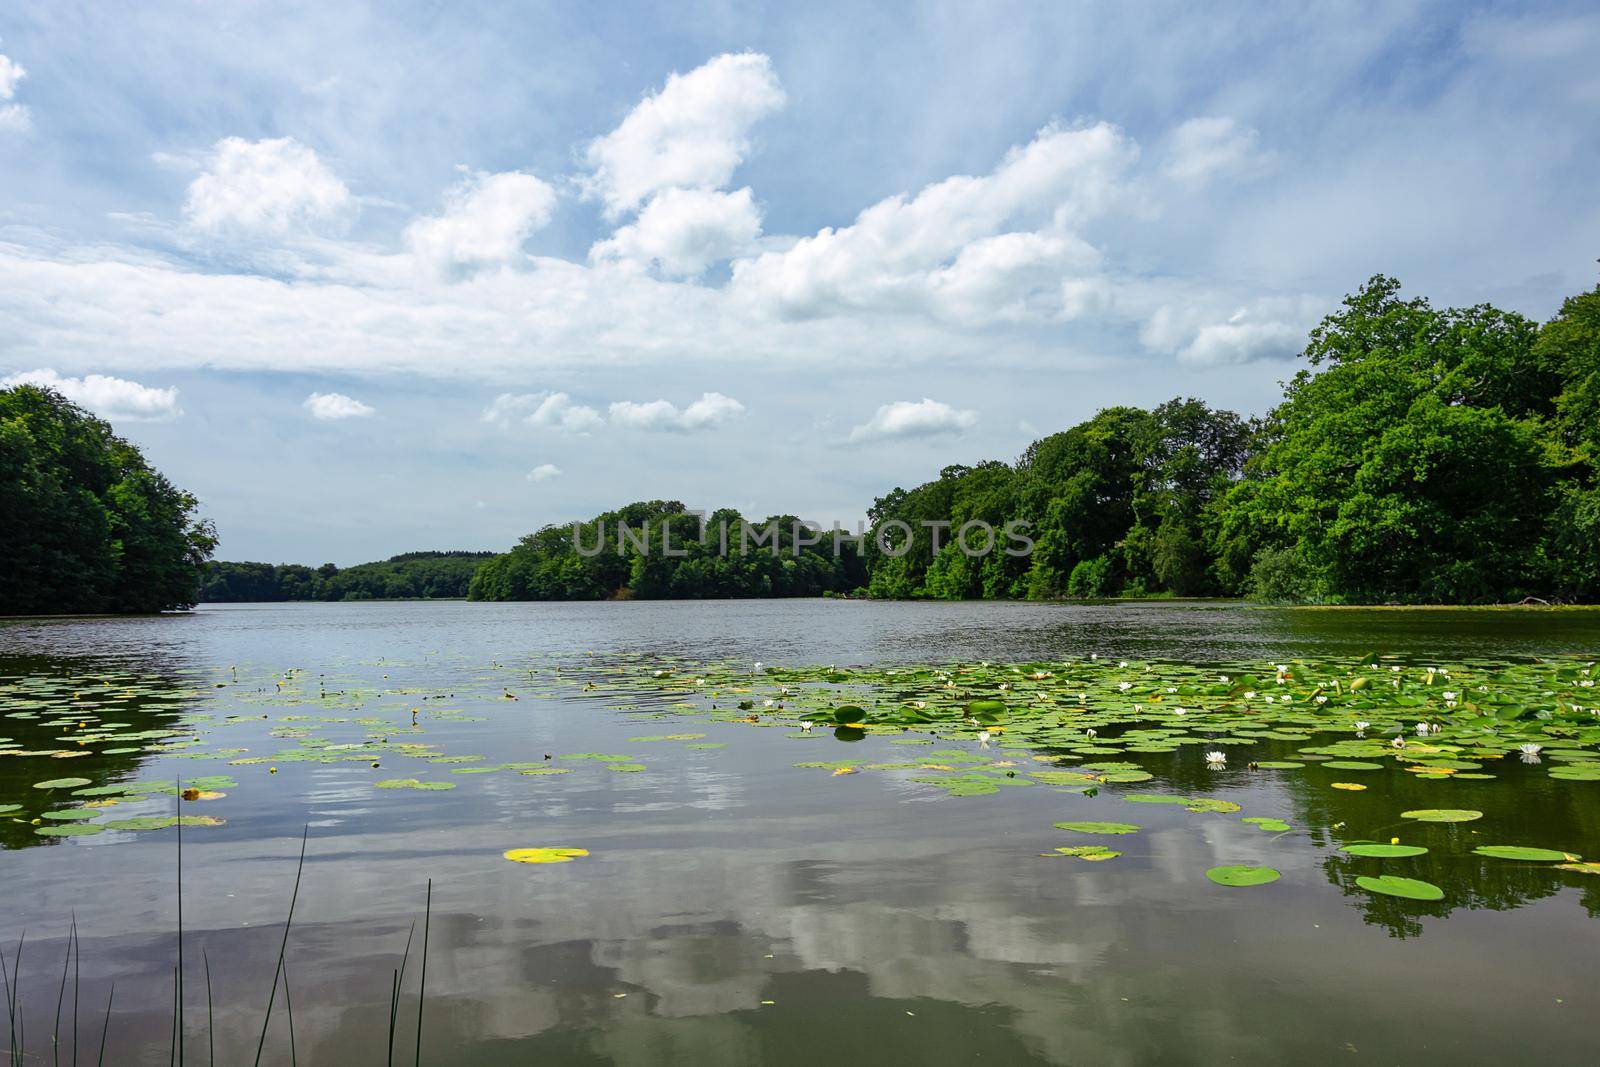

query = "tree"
[1,385,216,613]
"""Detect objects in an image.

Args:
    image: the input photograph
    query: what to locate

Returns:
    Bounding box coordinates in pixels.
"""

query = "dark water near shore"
[3,600,1599,1064]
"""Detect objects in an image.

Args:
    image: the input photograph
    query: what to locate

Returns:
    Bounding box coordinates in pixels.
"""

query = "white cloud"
[527,463,562,482]
[1142,300,1314,366]
[303,391,375,419]
[184,137,351,234]
[482,391,603,433]
[1,368,180,421]
[590,187,761,277]
[607,391,745,432]
[582,52,785,217]
[730,122,1135,321]
[847,398,977,443]
[405,169,558,274]
[0,46,30,132]
[1162,117,1272,183]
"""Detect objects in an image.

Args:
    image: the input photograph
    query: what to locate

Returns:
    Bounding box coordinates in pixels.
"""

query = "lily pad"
[1355,875,1444,901]
[33,777,92,790]
[1053,820,1139,835]
[1206,865,1281,887]
[1051,845,1121,861]
[374,778,456,791]
[504,847,589,864]
[35,823,104,837]
[1401,808,1482,823]
[1472,846,1579,862]
[1342,843,1429,858]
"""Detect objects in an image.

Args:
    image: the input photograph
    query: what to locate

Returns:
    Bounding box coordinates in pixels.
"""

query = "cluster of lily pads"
[557,651,1600,900]
[6,652,1598,908]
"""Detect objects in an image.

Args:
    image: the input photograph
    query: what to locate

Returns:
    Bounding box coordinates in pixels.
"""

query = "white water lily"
[1205,751,1226,765]
[1243,690,1257,699]
[1443,691,1458,702]
[1415,722,1431,735]
[753,662,763,670]
[1315,695,1328,705]
[1520,743,1543,755]
[799,721,814,732]
[977,731,992,747]
[1118,681,1132,691]
[1392,736,1407,748]
[1354,720,1370,732]
[1119,661,1129,668]
[1174,707,1187,716]
[1219,675,1230,683]
[1084,728,1097,739]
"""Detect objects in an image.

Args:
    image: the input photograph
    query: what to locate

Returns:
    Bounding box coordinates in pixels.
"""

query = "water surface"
[2,600,1598,1063]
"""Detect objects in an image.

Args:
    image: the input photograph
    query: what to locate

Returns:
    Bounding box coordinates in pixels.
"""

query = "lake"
[3,599,1599,1064]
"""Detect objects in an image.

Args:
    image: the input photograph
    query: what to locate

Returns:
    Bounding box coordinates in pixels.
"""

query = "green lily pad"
[1472,846,1579,862]
[1401,808,1482,823]
[1342,843,1429,858]
[1206,865,1280,887]
[1241,817,1291,832]
[1051,845,1121,861]
[1355,875,1444,900]
[374,778,456,791]
[35,823,104,837]
[33,777,93,790]
[1053,821,1140,835]
[40,809,99,821]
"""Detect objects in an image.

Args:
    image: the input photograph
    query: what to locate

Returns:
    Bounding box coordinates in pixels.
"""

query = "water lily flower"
[1219,675,1230,683]
[1174,707,1187,716]
[753,662,764,671]
[1520,743,1542,755]
[1118,681,1132,691]
[1443,691,1458,702]
[1391,737,1407,748]
[1205,751,1226,766]
[799,721,814,732]
[1314,695,1328,705]
[1354,720,1370,733]
[977,731,992,747]
[1244,691,1257,699]
[1084,728,1097,739]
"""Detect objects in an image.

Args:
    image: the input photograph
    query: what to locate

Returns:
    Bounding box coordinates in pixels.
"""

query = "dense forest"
[1,385,216,614]
[474,275,1600,605]
[199,551,494,602]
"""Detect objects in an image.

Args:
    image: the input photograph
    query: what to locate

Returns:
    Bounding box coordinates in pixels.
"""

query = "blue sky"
[2,1,1597,563]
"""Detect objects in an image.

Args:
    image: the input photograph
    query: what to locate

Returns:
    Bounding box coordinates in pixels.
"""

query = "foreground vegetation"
[0,386,215,614]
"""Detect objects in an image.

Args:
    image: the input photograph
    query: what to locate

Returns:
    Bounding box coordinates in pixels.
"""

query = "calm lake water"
[3,599,1599,1064]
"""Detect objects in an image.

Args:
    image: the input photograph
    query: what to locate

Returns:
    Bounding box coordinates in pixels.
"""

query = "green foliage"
[1214,274,1592,603]
[0,384,216,613]
[200,552,492,602]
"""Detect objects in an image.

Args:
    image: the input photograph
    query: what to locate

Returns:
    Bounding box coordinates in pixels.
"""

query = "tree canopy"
[1,385,216,614]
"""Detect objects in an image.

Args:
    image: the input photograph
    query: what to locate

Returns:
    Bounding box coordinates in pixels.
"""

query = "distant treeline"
[474,275,1600,605]
[200,552,494,602]
[467,502,866,601]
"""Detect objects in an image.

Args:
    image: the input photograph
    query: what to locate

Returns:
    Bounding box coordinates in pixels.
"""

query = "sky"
[2,1,1598,564]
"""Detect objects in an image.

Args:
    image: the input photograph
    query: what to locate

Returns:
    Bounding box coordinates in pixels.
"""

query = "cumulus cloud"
[847,398,977,443]
[1,368,180,421]
[581,52,785,218]
[1141,300,1315,366]
[0,45,29,133]
[1162,117,1272,183]
[405,168,558,274]
[303,391,375,419]
[481,391,603,433]
[607,391,745,432]
[730,122,1135,321]
[590,187,762,277]
[526,463,562,482]
[184,137,351,234]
